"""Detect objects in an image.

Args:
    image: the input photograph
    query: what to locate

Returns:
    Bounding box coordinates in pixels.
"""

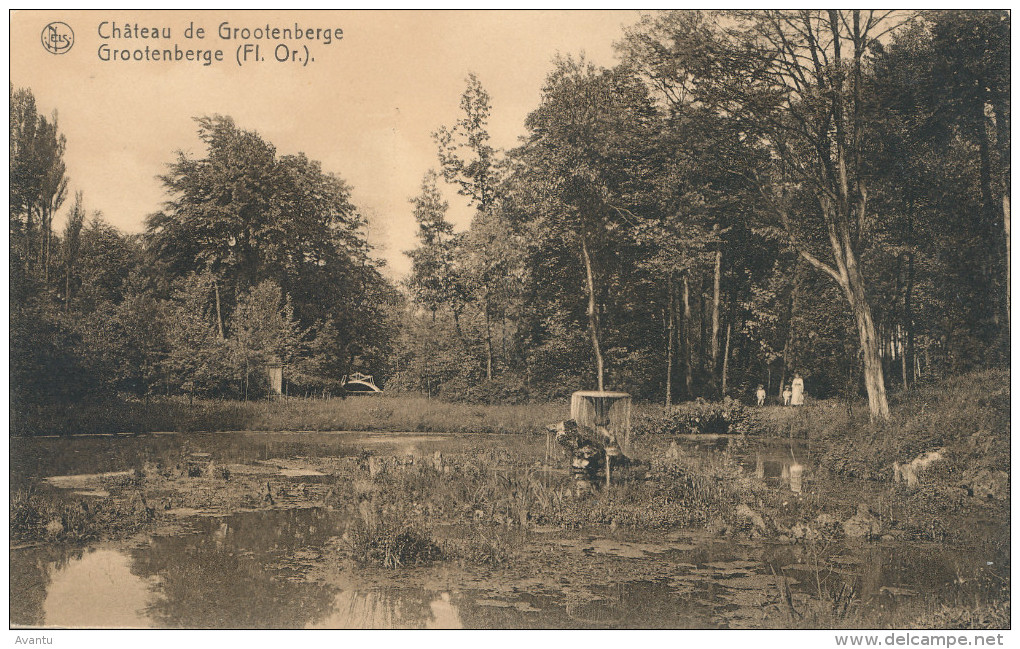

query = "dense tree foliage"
[10,85,68,281]
[11,98,398,409]
[399,11,1009,413]
[9,11,1010,423]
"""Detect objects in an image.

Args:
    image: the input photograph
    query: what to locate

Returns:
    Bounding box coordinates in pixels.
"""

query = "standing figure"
[755,385,766,406]
[791,374,805,406]
[782,384,792,406]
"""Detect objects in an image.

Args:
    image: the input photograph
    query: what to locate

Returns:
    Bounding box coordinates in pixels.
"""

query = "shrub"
[438,373,531,405]
[636,397,753,436]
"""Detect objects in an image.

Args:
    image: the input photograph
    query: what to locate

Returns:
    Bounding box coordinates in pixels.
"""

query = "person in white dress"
[756,385,766,406]
[791,374,805,406]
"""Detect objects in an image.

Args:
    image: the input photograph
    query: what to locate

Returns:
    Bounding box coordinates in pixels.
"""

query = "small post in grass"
[545,426,551,475]
[605,447,611,488]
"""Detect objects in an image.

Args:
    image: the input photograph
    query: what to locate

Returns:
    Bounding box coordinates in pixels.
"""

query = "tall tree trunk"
[483,289,493,380]
[710,243,722,386]
[501,312,508,367]
[992,98,1010,332]
[43,208,51,285]
[1005,195,1011,331]
[452,308,464,340]
[794,188,891,418]
[899,324,908,390]
[665,277,675,407]
[844,258,890,420]
[779,266,801,396]
[699,275,708,378]
[976,95,996,241]
[973,93,1002,334]
[580,233,604,391]
[721,322,731,397]
[23,203,33,274]
[424,331,432,398]
[35,212,43,270]
[681,273,692,399]
[904,198,915,387]
[214,278,225,339]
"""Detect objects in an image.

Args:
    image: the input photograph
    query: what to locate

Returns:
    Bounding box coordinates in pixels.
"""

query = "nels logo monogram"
[41,22,74,54]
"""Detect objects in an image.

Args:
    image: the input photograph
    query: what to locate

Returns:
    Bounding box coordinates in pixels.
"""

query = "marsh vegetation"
[11,371,1009,629]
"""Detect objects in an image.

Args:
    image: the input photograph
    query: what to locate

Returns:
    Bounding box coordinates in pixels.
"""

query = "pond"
[9,431,1008,628]
[10,431,513,488]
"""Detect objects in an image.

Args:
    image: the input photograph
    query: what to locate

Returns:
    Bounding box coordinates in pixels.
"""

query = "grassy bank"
[749,369,1010,483]
[12,394,622,437]
[16,370,1008,446]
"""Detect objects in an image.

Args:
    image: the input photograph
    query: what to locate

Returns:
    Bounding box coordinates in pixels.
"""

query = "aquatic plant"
[342,499,442,568]
[10,489,45,543]
[447,528,520,567]
[10,491,153,546]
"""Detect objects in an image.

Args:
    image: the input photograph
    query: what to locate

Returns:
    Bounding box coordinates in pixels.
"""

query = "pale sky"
[11,9,641,279]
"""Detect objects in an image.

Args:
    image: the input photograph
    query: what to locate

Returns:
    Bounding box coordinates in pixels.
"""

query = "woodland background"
[10,11,1010,424]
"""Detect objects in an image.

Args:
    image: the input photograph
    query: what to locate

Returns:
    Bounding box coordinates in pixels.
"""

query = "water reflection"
[308,590,462,629]
[746,446,808,493]
[9,547,155,628]
[46,548,154,628]
[11,508,468,629]
[782,462,805,493]
[10,511,1005,629]
[9,432,1007,629]
[11,431,509,488]
[130,509,338,628]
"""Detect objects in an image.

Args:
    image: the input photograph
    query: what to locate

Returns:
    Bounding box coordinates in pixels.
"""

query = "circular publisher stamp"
[41,22,74,54]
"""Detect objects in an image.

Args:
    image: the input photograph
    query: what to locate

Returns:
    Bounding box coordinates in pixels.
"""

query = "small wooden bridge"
[342,372,382,393]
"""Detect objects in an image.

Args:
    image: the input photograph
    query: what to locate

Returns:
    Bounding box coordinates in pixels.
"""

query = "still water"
[10,430,508,488]
[9,432,1007,628]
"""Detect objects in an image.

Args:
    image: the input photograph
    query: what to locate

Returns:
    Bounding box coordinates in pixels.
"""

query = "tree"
[67,215,143,313]
[518,57,664,391]
[78,282,164,398]
[61,191,86,309]
[160,272,233,401]
[229,280,303,399]
[680,10,912,419]
[147,116,370,324]
[148,116,280,292]
[10,86,68,281]
[744,11,914,418]
[433,73,501,379]
[405,170,467,321]
[10,298,93,408]
[148,115,395,385]
[866,12,1010,378]
[929,11,1010,339]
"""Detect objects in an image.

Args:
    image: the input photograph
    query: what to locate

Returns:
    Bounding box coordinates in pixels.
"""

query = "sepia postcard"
[8,8,1011,642]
